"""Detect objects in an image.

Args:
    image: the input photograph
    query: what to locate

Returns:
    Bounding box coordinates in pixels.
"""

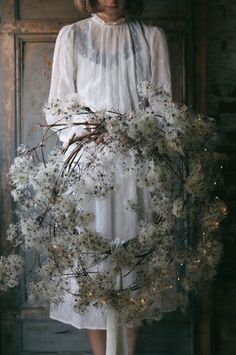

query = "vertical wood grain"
[192,0,208,113]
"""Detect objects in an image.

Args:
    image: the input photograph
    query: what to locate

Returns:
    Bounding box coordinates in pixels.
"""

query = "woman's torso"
[70,14,160,113]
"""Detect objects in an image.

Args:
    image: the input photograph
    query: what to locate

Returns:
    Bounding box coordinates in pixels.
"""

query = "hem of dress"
[50,314,107,330]
[50,314,142,330]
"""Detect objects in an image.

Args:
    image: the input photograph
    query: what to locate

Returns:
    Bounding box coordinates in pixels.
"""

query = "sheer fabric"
[47,13,176,330]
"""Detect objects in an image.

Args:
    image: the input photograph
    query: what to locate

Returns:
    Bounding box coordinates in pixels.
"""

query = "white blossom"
[0,255,24,291]
[172,197,186,218]
[2,81,227,324]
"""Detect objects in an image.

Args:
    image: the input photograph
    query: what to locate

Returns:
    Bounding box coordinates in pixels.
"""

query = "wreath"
[3,82,227,324]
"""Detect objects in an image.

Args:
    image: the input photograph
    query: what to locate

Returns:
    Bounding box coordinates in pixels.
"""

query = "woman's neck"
[95,12,125,23]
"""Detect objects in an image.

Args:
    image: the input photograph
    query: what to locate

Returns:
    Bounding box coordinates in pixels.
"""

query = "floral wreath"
[3,82,227,324]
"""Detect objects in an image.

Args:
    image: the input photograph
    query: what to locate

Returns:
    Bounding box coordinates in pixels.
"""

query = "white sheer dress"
[47,13,175,330]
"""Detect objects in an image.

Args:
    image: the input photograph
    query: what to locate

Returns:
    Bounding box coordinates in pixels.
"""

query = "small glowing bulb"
[216,196,219,199]
[203,250,207,254]
[141,298,145,304]
[169,285,173,288]
[214,181,217,185]
[180,263,184,266]
[177,277,180,281]
[130,298,134,302]
[152,287,156,291]
[89,292,92,296]
[220,166,223,169]
[197,260,201,263]
[204,148,207,151]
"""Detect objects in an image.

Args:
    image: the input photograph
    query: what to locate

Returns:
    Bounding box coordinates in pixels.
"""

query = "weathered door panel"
[0,0,206,354]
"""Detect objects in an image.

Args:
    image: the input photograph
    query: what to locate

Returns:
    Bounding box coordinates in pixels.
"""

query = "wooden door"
[0,0,208,354]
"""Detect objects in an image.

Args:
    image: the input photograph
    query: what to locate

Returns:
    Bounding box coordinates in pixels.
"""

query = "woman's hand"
[95,137,104,144]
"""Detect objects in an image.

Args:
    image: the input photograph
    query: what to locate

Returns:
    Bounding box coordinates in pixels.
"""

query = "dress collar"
[91,13,126,26]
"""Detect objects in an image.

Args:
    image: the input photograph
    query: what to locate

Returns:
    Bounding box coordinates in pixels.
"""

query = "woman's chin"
[97,11,124,21]
[98,7,125,18]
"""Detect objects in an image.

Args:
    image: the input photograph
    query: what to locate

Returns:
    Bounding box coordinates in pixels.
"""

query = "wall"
[206,0,236,354]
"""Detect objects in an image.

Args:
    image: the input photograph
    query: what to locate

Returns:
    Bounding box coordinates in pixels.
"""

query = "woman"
[46,1,172,354]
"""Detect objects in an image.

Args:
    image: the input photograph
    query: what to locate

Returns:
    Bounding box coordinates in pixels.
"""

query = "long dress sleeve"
[150,27,172,97]
[48,25,76,101]
[45,25,82,145]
